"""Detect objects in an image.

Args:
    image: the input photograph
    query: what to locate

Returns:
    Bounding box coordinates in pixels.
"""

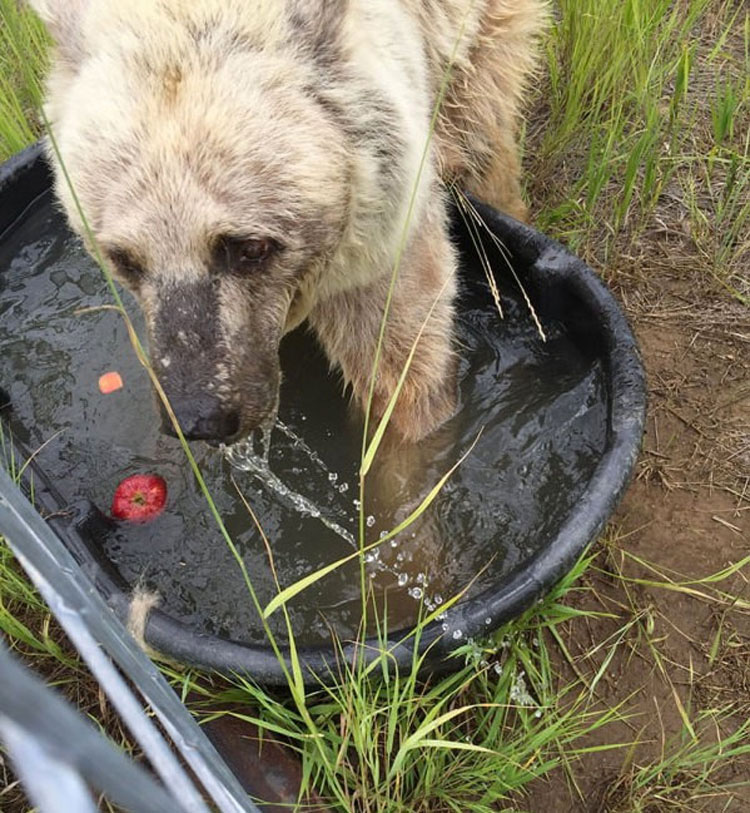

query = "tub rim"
[0,142,646,685]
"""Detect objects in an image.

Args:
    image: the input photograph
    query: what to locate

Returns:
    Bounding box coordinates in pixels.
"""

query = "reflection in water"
[0,195,607,645]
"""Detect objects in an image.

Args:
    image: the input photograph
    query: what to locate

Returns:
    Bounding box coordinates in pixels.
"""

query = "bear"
[29,0,547,445]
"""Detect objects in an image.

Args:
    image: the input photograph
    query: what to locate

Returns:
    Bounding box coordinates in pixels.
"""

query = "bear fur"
[29,0,547,443]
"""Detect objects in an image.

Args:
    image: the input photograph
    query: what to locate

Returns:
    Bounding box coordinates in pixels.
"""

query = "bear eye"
[239,238,275,263]
[219,236,279,273]
[107,248,145,284]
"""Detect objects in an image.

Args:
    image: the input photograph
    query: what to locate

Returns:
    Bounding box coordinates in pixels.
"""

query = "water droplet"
[416,573,425,584]
[408,587,423,600]
[434,594,443,605]
[485,617,492,625]
[379,530,388,539]
[339,483,349,493]
[328,472,338,484]
[397,573,408,587]
[493,662,502,676]
[534,709,542,718]
[452,629,463,640]
[390,539,398,548]
[441,622,449,632]
[366,515,375,527]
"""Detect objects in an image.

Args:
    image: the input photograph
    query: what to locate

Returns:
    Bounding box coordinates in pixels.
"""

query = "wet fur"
[31,0,547,442]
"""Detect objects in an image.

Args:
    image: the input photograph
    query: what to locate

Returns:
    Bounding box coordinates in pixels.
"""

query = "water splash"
[224,421,437,597]
[276,420,337,478]
[224,425,357,549]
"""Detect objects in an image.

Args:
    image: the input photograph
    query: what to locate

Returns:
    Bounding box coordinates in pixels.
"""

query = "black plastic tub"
[0,143,646,685]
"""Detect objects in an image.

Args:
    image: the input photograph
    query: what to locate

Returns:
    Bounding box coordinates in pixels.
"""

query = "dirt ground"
[523,264,750,811]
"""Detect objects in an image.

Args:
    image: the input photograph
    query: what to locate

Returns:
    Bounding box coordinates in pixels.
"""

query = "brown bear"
[29,0,547,444]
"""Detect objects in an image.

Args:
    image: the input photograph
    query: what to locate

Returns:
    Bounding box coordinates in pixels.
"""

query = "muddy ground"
[523,262,750,811]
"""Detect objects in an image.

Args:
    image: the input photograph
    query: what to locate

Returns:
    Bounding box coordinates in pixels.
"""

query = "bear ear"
[25,0,88,62]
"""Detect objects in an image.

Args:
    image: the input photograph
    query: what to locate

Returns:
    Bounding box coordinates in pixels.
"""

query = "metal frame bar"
[0,466,259,813]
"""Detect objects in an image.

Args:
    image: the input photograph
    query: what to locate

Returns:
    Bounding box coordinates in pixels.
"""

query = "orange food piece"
[98,371,123,394]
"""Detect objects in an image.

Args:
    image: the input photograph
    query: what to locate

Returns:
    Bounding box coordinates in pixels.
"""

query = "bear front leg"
[309,210,458,444]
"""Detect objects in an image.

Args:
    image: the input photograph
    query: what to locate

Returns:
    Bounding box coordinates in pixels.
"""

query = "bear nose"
[162,394,241,443]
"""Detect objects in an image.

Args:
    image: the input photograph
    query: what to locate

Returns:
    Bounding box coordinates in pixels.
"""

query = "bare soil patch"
[523,267,750,811]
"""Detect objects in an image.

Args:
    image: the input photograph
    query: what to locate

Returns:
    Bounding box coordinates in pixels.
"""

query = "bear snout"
[161,393,241,445]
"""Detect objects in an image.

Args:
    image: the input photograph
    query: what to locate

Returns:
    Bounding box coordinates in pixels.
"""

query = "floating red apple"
[111,474,167,523]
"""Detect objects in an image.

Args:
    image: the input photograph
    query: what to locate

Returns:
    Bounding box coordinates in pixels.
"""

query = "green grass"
[530,0,750,295]
[601,710,750,812]
[1,0,749,810]
[184,553,629,812]
[0,0,48,159]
